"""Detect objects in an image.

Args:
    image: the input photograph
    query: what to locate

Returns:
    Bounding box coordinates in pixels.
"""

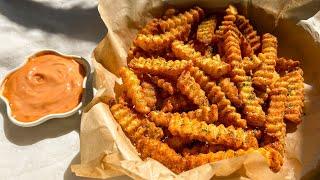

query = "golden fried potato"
[150,104,218,125]
[196,17,217,44]
[265,79,288,140]
[134,24,191,52]
[161,94,190,112]
[219,78,242,108]
[203,46,213,57]
[177,71,209,106]
[159,6,204,32]
[172,40,230,78]
[283,69,304,124]
[206,81,247,128]
[111,5,305,174]
[168,116,258,150]
[127,45,144,61]
[164,135,191,151]
[264,78,288,156]
[239,76,266,127]
[119,67,151,114]
[141,81,157,110]
[223,28,242,66]
[253,34,277,89]
[129,57,192,77]
[216,5,238,37]
[181,105,218,124]
[185,147,283,172]
[150,76,175,95]
[188,67,246,128]
[162,8,179,20]
[110,104,163,142]
[243,55,262,73]
[223,28,265,127]
[236,15,261,52]
[240,34,254,57]
[188,66,210,88]
[255,89,269,105]
[276,57,300,73]
[139,18,160,35]
[136,137,186,173]
[182,144,226,156]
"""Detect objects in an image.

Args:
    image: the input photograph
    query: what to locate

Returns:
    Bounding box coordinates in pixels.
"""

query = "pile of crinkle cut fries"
[108,5,304,173]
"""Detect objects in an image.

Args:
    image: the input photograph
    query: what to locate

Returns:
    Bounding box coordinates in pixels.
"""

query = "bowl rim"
[0,49,91,127]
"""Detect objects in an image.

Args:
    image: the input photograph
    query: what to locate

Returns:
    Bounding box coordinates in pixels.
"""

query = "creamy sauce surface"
[3,54,84,122]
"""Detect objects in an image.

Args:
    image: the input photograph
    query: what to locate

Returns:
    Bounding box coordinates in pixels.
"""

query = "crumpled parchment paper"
[71,0,320,179]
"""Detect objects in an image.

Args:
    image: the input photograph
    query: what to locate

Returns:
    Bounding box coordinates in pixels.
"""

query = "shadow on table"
[1,71,93,146]
[0,0,106,43]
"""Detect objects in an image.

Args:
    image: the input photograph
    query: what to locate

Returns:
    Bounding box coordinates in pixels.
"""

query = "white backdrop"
[0,0,114,179]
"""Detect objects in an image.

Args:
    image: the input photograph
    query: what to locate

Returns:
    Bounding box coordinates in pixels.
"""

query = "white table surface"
[0,1,129,179]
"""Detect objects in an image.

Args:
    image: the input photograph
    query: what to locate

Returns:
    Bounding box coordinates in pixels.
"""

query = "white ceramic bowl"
[0,50,91,127]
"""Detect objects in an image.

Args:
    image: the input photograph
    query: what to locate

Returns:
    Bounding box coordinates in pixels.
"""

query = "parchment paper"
[71,0,320,179]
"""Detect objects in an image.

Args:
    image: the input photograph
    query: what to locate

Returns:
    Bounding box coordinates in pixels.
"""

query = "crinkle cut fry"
[150,76,175,95]
[276,57,300,73]
[223,29,242,66]
[181,105,218,124]
[134,24,191,52]
[203,46,213,57]
[253,34,278,89]
[150,104,218,125]
[182,144,226,156]
[168,116,258,150]
[161,94,189,112]
[127,45,144,61]
[218,21,254,58]
[223,28,265,127]
[240,34,254,57]
[216,5,238,37]
[243,55,262,73]
[239,76,266,127]
[265,78,288,140]
[171,40,231,78]
[159,6,204,32]
[185,147,283,172]
[136,137,282,173]
[195,55,231,79]
[177,71,209,106]
[188,66,210,88]
[162,8,179,20]
[148,111,171,127]
[283,69,304,124]
[196,17,217,44]
[206,82,247,128]
[235,15,261,52]
[188,66,246,128]
[110,104,163,142]
[119,67,150,114]
[255,89,268,104]
[129,57,192,77]
[136,137,186,174]
[136,138,281,173]
[139,18,160,35]
[141,81,157,110]
[264,78,288,155]
[164,135,191,151]
[219,78,242,108]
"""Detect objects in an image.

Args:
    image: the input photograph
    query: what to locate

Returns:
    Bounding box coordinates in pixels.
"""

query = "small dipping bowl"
[0,50,91,127]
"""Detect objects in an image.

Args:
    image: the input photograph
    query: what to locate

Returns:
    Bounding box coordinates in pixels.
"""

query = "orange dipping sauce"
[2,53,85,122]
